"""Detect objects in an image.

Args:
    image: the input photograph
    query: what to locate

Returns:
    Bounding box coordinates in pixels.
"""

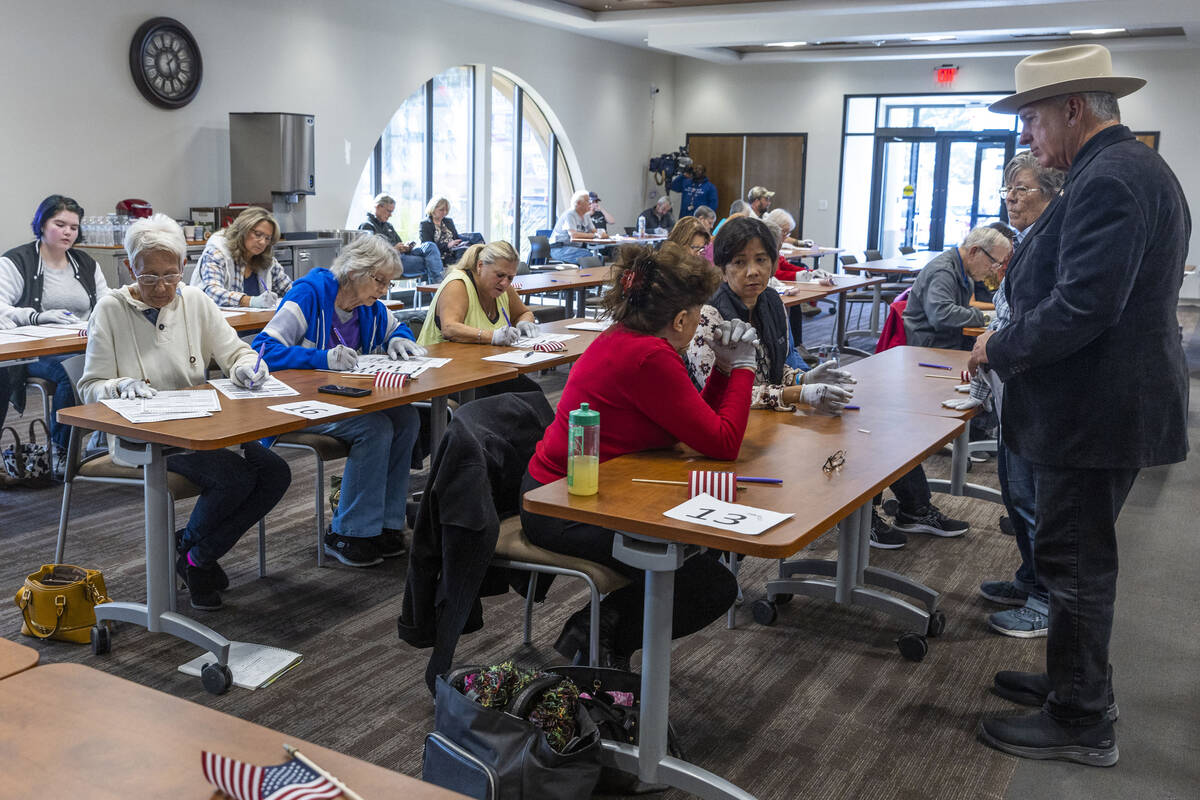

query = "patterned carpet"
[0,329,1045,799]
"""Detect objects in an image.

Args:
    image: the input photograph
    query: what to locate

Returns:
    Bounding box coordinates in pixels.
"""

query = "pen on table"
[282,744,364,800]
[250,342,266,391]
[843,405,861,410]
[918,362,951,369]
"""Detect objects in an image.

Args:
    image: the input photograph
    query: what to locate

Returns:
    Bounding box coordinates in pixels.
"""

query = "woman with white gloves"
[193,207,291,309]
[80,214,290,610]
[416,241,539,347]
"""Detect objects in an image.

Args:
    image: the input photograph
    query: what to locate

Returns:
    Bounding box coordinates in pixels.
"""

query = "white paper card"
[3,325,76,339]
[178,641,302,691]
[662,493,793,536]
[208,376,299,400]
[482,350,560,365]
[99,389,220,423]
[268,400,354,419]
[566,320,612,331]
[512,333,577,349]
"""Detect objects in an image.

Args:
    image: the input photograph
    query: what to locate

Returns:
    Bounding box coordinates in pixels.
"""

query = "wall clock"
[129,17,203,109]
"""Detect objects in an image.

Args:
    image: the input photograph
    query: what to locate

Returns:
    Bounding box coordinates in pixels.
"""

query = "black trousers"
[888,465,932,514]
[520,470,738,656]
[1032,463,1138,725]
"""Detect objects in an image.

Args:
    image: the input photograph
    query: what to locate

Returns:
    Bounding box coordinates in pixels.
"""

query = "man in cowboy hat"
[969,44,1190,767]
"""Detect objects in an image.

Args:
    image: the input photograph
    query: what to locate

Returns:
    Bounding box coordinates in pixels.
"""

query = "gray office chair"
[54,355,266,611]
[898,246,916,255]
[271,433,350,567]
[22,377,54,429]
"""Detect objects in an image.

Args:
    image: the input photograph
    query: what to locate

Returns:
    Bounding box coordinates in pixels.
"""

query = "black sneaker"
[893,505,969,538]
[176,530,228,590]
[323,531,383,567]
[176,553,222,611]
[869,511,907,549]
[998,516,1016,536]
[977,710,1118,767]
[372,529,408,558]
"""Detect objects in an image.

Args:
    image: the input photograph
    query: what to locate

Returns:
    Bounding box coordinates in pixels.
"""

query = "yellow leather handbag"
[14,564,111,644]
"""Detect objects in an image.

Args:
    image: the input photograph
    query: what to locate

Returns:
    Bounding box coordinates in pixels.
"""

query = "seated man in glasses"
[903,225,1011,350]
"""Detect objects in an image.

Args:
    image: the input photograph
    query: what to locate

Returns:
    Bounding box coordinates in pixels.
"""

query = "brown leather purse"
[14,564,111,644]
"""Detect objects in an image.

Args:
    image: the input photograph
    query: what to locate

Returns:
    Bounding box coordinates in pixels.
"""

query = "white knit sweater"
[79,284,261,403]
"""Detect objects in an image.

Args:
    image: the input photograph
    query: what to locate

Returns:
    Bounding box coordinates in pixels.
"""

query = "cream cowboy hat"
[989,44,1145,114]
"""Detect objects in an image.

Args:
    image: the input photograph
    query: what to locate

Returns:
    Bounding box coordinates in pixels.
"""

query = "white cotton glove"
[802,360,857,387]
[515,320,541,338]
[388,337,427,361]
[115,378,157,399]
[248,291,280,309]
[326,345,359,371]
[491,327,520,346]
[33,309,76,326]
[711,319,759,374]
[799,383,854,415]
[942,396,982,411]
[230,360,269,389]
[0,314,15,330]
[798,239,816,248]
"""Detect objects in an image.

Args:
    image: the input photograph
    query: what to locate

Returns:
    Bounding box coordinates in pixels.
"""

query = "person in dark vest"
[0,195,108,463]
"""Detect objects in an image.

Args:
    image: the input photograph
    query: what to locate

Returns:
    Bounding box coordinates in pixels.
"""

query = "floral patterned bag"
[1,421,52,486]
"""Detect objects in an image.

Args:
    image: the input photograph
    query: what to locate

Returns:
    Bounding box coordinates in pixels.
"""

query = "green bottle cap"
[568,402,599,426]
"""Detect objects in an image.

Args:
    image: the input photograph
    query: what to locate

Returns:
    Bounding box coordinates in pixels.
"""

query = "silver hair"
[1081,91,1121,122]
[372,192,395,207]
[124,213,187,268]
[694,205,715,220]
[332,233,402,284]
[569,190,590,207]
[655,196,671,209]
[424,196,451,217]
[728,199,748,215]
[1003,151,1066,197]
[961,224,1012,253]
[763,208,795,234]
[761,218,784,247]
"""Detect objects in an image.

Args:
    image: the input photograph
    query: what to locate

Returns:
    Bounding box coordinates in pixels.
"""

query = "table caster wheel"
[927,610,947,638]
[201,662,233,695]
[772,593,794,605]
[896,632,928,662]
[752,599,778,626]
[90,625,111,656]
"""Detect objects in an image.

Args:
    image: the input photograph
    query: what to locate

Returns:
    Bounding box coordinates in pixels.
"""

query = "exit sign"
[935,65,959,85]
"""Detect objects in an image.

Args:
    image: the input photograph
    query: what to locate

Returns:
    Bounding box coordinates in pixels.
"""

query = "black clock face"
[129,17,203,109]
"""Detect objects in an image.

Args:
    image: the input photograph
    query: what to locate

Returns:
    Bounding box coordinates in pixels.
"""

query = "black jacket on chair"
[398,391,555,693]
[988,125,1191,469]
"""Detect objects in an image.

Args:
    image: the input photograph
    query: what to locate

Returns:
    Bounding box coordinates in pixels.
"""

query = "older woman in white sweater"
[80,214,291,611]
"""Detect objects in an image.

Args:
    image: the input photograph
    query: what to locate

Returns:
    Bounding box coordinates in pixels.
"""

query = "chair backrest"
[624,227,635,235]
[575,255,602,269]
[898,246,916,255]
[60,354,88,405]
[535,229,552,238]
[527,235,551,265]
[840,254,859,266]
[516,260,531,275]
[865,249,883,262]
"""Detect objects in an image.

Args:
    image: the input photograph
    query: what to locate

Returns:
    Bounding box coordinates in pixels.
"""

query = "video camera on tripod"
[648,146,692,185]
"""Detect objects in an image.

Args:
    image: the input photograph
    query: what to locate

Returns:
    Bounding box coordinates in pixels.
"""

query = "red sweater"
[528,324,754,484]
[774,255,803,282]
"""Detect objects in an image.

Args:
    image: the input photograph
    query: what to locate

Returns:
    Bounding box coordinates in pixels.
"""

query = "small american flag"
[374,371,409,389]
[532,340,567,352]
[201,751,342,800]
[689,470,738,502]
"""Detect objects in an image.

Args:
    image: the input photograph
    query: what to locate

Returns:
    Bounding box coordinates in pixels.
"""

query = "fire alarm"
[935,65,959,85]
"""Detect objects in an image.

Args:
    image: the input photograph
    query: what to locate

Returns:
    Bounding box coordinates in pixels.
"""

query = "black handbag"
[549,665,686,795]
[423,665,602,800]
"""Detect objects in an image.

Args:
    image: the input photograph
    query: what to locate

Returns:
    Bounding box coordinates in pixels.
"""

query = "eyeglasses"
[999,186,1041,199]
[689,244,706,253]
[978,246,1006,268]
[367,272,391,289]
[822,449,846,476]
[134,273,183,288]
[247,230,274,243]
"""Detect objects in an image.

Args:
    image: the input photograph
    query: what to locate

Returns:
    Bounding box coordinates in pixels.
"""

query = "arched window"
[347,66,577,257]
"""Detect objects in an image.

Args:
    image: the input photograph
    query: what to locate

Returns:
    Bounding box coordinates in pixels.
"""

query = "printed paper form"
[513,333,577,349]
[333,354,451,378]
[482,350,561,366]
[208,376,299,400]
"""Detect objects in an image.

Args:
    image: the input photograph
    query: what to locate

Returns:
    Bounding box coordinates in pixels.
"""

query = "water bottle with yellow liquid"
[567,402,599,496]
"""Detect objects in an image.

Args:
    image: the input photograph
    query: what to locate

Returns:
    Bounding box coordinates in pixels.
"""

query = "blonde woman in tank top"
[416,241,539,346]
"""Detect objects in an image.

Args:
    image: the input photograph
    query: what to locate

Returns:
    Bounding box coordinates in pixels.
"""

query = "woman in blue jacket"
[254,234,426,567]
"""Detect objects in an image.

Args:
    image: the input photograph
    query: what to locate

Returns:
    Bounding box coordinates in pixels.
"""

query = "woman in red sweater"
[522,242,757,669]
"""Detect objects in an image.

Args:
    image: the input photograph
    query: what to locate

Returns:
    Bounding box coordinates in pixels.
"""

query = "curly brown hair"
[602,242,720,334]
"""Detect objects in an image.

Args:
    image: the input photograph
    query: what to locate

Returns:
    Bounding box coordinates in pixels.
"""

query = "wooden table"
[417,267,614,317]
[0,638,38,679]
[842,345,1000,503]
[840,250,941,276]
[963,326,985,337]
[0,663,467,799]
[430,317,605,375]
[523,406,962,799]
[56,361,517,692]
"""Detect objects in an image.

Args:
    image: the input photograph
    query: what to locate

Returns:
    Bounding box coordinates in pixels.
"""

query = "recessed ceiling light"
[909,35,956,42]
[765,41,807,47]
[1070,28,1126,35]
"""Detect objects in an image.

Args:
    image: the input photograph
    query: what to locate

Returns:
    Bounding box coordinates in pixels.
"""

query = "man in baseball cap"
[972,44,1189,768]
[746,186,774,218]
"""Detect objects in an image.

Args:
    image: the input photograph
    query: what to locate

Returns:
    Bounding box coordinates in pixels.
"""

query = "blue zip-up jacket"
[252,267,414,370]
[670,175,718,218]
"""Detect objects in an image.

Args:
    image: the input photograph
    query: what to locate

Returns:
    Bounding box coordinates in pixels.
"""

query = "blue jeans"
[1033,463,1138,724]
[785,323,805,370]
[26,354,76,451]
[167,443,291,566]
[549,244,594,265]
[997,436,1047,607]
[307,405,419,538]
[400,242,444,284]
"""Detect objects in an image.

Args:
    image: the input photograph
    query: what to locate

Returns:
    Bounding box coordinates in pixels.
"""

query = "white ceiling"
[443,0,1200,62]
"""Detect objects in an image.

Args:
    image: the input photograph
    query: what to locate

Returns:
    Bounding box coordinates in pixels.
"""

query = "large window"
[347,66,577,257]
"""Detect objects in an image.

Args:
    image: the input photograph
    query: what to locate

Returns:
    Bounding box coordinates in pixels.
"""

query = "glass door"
[870,132,937,254]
